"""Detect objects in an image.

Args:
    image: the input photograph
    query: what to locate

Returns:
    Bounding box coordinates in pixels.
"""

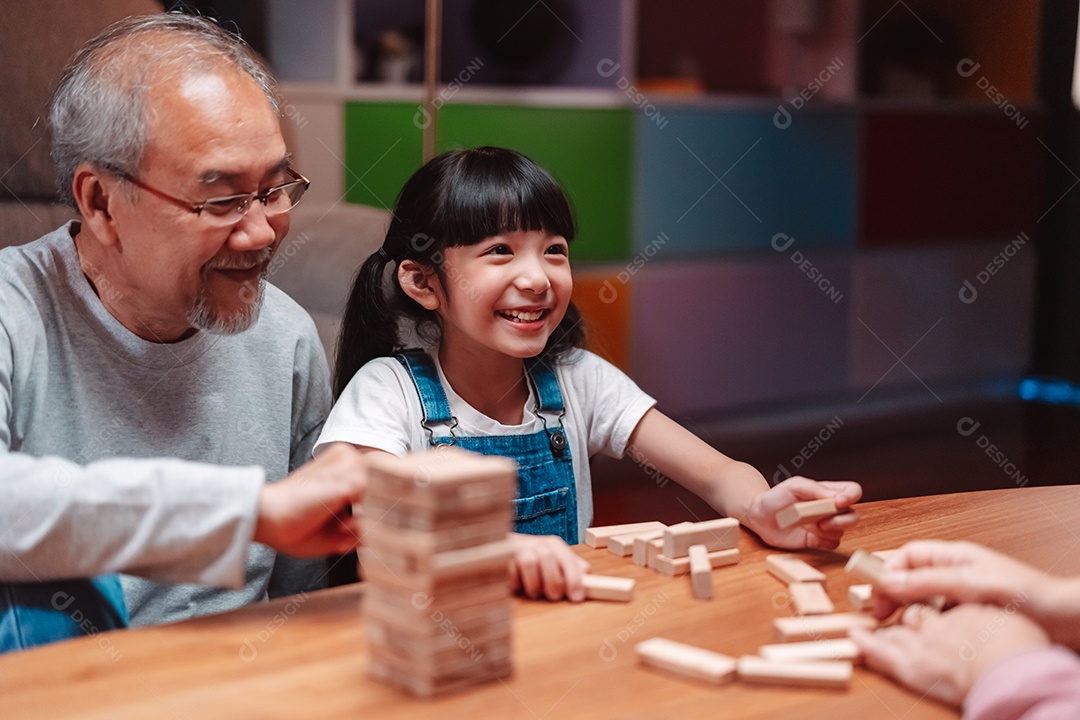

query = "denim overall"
[0,575,127,653]
[396,351,579,544]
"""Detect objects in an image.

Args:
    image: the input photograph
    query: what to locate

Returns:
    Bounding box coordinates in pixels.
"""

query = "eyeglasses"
[115,167,309,224]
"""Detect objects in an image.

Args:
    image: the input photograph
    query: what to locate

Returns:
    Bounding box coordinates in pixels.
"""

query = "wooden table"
[3,485,1079,719]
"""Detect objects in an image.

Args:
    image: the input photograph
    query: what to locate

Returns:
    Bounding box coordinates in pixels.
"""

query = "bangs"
[433,147,576,246]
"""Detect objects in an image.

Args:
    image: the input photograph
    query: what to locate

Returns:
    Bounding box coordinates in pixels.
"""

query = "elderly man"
[0,13,365,651]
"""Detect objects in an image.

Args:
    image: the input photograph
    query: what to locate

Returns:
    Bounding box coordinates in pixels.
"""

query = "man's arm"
[0,452,263,588]
[0,446,367,588]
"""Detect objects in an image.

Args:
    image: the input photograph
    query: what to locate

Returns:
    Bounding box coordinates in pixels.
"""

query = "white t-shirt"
[316,348,656,537]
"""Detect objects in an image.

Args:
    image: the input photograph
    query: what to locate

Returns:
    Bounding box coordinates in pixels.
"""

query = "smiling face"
[102,64,290,341]
[429,230,573,365]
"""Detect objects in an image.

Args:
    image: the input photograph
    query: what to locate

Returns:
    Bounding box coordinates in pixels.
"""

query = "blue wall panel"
[634,105,858,256]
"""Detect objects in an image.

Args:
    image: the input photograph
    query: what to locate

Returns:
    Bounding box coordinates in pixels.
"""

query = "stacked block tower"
[361,447,517,696]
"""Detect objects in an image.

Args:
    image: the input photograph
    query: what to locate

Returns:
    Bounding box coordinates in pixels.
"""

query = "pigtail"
[333,248,398,399]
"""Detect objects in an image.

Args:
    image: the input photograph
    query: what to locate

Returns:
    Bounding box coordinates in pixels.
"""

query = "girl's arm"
[626,408,861,549]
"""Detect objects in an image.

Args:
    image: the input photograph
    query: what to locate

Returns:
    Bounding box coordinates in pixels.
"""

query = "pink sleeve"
[964,646,1080,720]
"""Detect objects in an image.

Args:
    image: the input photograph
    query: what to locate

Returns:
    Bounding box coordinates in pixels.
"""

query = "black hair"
[333,146,586,398]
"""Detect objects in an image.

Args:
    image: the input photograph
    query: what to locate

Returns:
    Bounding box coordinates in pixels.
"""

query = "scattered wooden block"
[653,548,739,577]
[845,549,886,585]
[688,545,713,599]
[773,613,878,642]
[788,581,835,615]
[585,521,667,549]
[633,532,665,566]
[662,518,739,558]
[765,554,826,584]
[758,638,862,663]
[636,638,737,685]
[609,527,666,557]
[582,574,635,602]
[776,498,839,529]
[848,584,873,612]
[736,655,852,689]
[645,538,665,569]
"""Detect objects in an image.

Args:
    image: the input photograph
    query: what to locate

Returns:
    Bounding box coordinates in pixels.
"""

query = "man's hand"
[254,444,367,556]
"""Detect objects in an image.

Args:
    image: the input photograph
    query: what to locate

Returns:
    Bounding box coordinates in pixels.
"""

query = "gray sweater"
[0,223,331,631]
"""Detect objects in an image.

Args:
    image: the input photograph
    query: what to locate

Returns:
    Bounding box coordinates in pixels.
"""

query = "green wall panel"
[344,102,632,262]
[440,105,632,262]
[343,103,423,211]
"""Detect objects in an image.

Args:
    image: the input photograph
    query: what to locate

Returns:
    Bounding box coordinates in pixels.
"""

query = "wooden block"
[633,533,665,566]
[585,521,667,548]
[773,613,878,642]
[635,638,737,685]
[662,518,739,558]
[608,527,666,557]
[645,538,664,569]
[736,655,852,689]
[776,498,840,529]
[765,554,826,584]
[845,549,887,585]
[688,545,713,599]
[653,548,739,577]
[788,581,835,615]
[582,574,635,602]
[759,638,862,663]
[365,447,517,514]
[848,584,873,611]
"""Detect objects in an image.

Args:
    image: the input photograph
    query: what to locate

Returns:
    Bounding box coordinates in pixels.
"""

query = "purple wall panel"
[852,242,1035,394]
[633,255,851,417]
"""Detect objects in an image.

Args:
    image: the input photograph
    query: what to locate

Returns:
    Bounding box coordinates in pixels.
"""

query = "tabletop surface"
[3,484,1079,720]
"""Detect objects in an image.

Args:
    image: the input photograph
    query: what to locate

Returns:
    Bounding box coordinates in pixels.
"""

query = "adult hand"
[852,603,1050,707]
[872,541,1053,616]
[509,533,590,602]
[254,444,367,556]
[746,476,861,550]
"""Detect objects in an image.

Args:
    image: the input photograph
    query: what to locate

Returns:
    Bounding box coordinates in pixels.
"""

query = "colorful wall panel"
[344,103,633,262]
[632,254,852,417]
[860,110,1042,246]
[634,105,858,257]
[852,242,1035,393]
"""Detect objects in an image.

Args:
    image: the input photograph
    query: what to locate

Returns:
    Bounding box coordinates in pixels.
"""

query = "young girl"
[316,146,861,602]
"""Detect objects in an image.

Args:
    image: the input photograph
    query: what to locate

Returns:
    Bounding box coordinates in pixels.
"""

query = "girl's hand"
[508,533,590,602]
[851,603,1050,707]
[745,476,861,550]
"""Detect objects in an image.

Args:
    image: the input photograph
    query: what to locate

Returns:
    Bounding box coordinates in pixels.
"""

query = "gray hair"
[49,12,280,208]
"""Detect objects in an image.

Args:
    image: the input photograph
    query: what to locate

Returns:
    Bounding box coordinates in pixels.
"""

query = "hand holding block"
[585,521,667,548]
[766,554,826,584]
[773,613,878,642]
[776,498,840,529]
[788,581,834,615]
[737,655,852,689]
[845,549,887,585]
[758,638,862,663]
[636,638,737,685]
[688,545,713,599]
[583,574,635,602]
